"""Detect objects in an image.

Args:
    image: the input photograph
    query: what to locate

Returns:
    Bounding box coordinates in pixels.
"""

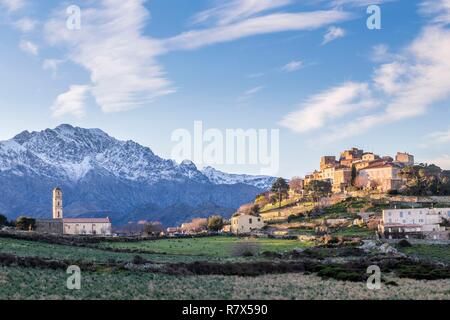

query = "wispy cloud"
[329,0,396,7]
[237,86,264,103]
[45,0,174,114]
[281,0,450,143]
[13,17,37,32]
[192,0,293,26]
[51,85,91,118]
[0,0,26,12]
[43,59,65,77]
[426,127,450,145]
[279,82,375,134]
[19,39,38,55]
[322,26,345,45]
[165,10,352,51]
[422,154,450,169]
[282,60,303,72]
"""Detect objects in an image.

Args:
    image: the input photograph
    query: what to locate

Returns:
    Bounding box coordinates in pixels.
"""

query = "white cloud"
[43,59,65,77]
[192,0,293,26]
[423,155,450,169]
[165,10,352,51]
[0,0,25,12]
[51,85,91,118]
[13,17,37,32]
[426,128,450,144]
[322,26,345,45]
[19,39,38,55]
[237,86,264,103]
[45,0,174,113]
[279,82,376,134]
[373,61,406,95]
[370,44,398,62]
[281,1,450,143]
[282,60,303,72]
[329,0,395,7]
[419,0,450,24]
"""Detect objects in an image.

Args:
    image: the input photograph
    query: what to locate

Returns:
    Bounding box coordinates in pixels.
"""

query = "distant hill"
[0,124,275,226]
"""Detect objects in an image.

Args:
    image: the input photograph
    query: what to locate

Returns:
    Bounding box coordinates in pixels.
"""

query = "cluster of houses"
[379,207,450,240]
[303,148,415,193]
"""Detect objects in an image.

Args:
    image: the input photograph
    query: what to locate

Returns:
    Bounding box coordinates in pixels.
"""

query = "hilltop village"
[162,148,450,243]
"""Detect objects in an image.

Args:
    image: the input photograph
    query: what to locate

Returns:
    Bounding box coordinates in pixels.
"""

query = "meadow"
[1,234,449,300]
[1,266,449,300]
[97,236,313,257]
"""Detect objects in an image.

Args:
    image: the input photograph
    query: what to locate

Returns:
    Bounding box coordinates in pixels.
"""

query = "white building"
[63,218,112,236]
[230,214,265,234]
[379,208,450,239]
[53,187,112,236]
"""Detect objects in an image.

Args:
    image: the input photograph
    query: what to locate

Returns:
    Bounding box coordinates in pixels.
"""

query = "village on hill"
[160,148,450,245]
[0,147,449,300]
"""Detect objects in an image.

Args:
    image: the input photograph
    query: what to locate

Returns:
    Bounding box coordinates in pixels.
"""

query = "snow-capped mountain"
[201,166,276,190]
[0,124,274,226]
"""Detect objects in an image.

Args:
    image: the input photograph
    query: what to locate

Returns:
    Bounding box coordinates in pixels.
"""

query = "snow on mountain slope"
[201,166,276,190]
[0,124,275,225]
[1,124,209,184]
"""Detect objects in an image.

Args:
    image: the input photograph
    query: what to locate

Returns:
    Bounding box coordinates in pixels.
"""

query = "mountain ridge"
[0,124,276,226]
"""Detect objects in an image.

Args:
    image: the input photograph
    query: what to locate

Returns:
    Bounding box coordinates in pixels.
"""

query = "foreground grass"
[0,237,223,264]
[1,266,449,300]
[98,236,312,257]
[397,244,450,264]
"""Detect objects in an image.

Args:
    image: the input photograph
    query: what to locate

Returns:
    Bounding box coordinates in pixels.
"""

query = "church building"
[35,188,112,236]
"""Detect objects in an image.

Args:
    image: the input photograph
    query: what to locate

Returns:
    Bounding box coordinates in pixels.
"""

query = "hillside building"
[230,214,265,234]
[358,162,404,192]
[379,208,450,240]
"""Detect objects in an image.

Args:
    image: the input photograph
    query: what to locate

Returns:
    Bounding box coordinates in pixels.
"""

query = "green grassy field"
[0,237,228,263]
[1,266,449,300]
[396,244,450,264]
[330,226,375,238]
[97,236,313,257]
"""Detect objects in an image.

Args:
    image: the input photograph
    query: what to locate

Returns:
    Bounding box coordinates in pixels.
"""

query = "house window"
[402,219,406,223]
[249,218,252,224]
[399,212,403,218]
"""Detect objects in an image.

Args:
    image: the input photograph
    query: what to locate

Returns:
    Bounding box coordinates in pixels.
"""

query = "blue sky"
[1,0,450,178]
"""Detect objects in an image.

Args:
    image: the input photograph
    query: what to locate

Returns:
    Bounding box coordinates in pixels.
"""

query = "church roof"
[63,218,110,223]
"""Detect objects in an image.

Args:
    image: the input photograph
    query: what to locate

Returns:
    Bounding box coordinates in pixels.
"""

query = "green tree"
[143,222,164,236]
[207,215,224,231]
[351,165,357,186]
[305,180,332,200]
[0,214,8,226]
[15,216,36,231]
[399,164,450,196]
[271,177,290,208]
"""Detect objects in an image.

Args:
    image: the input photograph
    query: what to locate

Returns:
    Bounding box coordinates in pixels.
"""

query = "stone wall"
[35,219,63,235]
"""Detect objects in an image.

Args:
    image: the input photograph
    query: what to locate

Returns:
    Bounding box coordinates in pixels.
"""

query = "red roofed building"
[358,162,405,192]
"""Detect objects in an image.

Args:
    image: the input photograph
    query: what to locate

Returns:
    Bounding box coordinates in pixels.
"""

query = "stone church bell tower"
[52,187,63,219]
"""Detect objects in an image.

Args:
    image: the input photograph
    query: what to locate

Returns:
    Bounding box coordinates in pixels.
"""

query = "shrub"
[398,239,412,247]
[231,241,261,257]
[207,215,224,231]
[15,216,36,231]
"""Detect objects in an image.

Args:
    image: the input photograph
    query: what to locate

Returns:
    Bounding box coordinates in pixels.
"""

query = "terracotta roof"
[63,218,110,223]
[362,161,400,170]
